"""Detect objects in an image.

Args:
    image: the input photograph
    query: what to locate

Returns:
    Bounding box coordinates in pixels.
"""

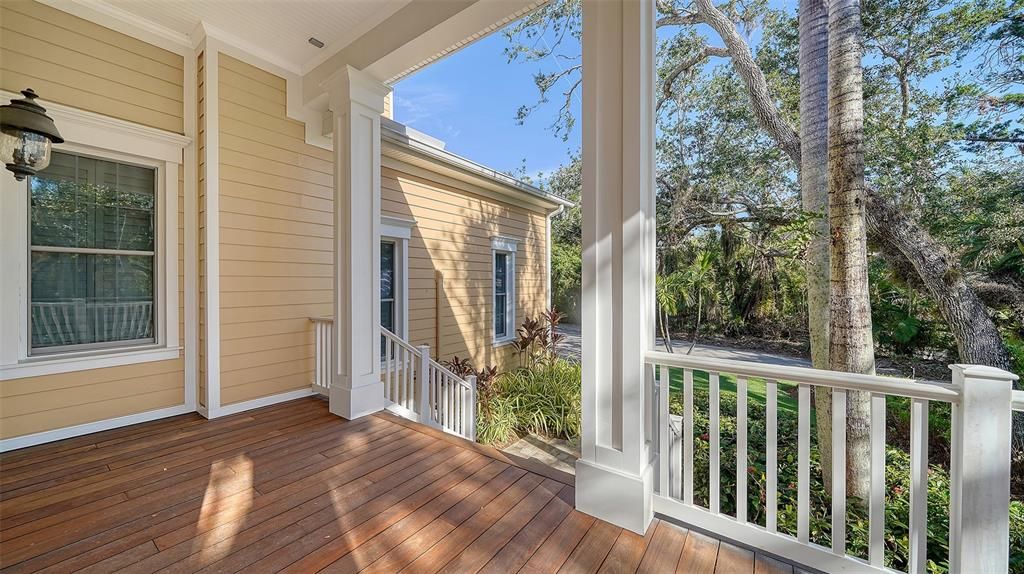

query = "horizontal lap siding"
[0,1,186,440]
[381,167,548,371]
[0,1,184,133]
[217,54,332,406]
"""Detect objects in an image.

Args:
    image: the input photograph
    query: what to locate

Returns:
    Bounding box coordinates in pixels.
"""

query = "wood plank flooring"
[0,397,801,573]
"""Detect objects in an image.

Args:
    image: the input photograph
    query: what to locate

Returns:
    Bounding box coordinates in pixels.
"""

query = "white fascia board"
[380,129,571,212]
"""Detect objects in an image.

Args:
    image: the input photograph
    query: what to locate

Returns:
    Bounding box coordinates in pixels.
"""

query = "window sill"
[0,345,182,381]
[493,338,516,348]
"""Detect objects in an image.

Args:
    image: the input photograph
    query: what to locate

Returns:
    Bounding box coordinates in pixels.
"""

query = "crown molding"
[35,0,191,55]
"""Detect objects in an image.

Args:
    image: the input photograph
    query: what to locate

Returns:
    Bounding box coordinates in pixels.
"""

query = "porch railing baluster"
[645,350,1018,574]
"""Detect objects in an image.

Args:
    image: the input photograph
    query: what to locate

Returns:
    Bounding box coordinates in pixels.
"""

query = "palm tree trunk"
[799,0,834,491]
[828,0,874,502]
[687,292,703,355]
[660,310,674,353]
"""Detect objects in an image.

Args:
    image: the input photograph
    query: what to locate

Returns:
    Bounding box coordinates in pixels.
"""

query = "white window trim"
[381,216,414,339]
[492,236,518,345]
[0,95,189,380]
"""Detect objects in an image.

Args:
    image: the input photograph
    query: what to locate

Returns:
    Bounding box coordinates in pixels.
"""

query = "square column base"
[575,458,654,534]
[329,375,384,420]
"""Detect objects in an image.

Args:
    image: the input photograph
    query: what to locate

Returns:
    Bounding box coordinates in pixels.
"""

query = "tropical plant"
[512,308,566,368]
[486,359,582,441]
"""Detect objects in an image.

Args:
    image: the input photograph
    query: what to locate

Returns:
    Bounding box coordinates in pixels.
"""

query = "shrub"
[475,358,581,445]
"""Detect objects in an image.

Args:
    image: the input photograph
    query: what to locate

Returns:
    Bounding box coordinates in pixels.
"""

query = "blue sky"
[393,23,582,185]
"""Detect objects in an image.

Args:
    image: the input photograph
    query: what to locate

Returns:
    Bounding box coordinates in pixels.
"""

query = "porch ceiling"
[71,0,413,75]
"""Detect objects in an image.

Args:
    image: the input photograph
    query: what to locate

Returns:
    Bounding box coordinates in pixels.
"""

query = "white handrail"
[380,327,476,441]
[1012,390,1024,412]
[645,350,960,403]
[646,352,1017,574]
[309,317,333,395]
[308,319,477,441]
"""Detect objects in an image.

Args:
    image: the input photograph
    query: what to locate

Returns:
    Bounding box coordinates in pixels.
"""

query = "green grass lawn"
[666,367,805,417]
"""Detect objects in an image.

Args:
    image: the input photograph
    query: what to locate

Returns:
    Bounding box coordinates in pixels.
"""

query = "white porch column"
[325,66,390,420]
[575,0,657,535]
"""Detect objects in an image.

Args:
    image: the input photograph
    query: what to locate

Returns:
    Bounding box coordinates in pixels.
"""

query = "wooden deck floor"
[0,397,800,573]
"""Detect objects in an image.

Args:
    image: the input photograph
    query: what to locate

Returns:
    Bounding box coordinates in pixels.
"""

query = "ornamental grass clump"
[493,359,581,440]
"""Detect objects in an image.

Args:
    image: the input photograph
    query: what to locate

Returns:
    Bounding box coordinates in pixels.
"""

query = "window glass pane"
[30,151,155,251]
[495,294,507,337]
[381,300,395,333]
[381,241,395,300]
[495,253,507,294]
[30,252,155,349]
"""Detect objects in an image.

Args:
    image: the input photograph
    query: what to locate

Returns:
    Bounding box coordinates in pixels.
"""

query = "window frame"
[491,236,518,345]
[0,97,187,380]
[27,150,161,355]
[380,216,413,340]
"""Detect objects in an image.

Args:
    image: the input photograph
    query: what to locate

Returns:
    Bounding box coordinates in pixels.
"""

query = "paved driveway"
[555,323,811,368]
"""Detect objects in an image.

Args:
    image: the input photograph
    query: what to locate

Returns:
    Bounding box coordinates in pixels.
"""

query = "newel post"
[417,344,432,425]
[466,375,478,441]
[949,364,1018,572]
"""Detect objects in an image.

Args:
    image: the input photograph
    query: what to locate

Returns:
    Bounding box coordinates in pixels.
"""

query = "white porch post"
[325,66,390,420]
[948,364,1018,572]
[575,0,657,535]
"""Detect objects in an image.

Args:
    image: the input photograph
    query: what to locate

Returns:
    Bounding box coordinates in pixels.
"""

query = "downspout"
[546,205,565,311]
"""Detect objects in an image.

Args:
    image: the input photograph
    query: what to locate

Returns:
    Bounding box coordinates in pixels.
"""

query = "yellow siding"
[0,2,186,440]
[0,1,184,134]
[216,54,332,406]
[381,167,549,371]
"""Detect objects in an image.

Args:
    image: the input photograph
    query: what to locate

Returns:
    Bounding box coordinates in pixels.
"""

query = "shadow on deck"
[0,397,809,573]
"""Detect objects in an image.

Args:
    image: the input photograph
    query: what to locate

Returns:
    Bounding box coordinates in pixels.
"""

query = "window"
[381,239,397,335]
[29,151,157,353]
[492,236,517,343]
[379,216,413,345]
[1,100,185,380]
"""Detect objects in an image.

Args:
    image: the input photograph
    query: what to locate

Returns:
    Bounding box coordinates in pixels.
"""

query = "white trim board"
[0,91,191,162]
[0,404,194,453]
[212,389,316,418]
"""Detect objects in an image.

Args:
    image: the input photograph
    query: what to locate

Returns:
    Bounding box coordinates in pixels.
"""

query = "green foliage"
[476,359,582,443]
[869,259,954,356]
[551,242,581,322]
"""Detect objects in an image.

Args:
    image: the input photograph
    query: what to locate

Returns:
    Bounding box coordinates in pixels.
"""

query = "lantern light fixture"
[0,89,64,181]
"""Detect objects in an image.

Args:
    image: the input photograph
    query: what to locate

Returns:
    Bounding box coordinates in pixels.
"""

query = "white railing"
[310,316,333,395]
[647,350,1019,574]
[308,317,477,441]
[382,327,477,441]
[32,299,153,346]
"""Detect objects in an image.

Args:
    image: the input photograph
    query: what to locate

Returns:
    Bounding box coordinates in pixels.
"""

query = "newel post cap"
[949,364,1020,383]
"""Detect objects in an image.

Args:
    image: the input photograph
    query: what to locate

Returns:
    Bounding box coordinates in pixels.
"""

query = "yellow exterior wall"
[0,3,551,436]
[0,1,184,133]
[0,1,186,440]
[216,55,333,405]
[382,166,549,371]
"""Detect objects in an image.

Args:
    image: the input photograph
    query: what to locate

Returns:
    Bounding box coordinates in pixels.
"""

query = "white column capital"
[322,66,391,114]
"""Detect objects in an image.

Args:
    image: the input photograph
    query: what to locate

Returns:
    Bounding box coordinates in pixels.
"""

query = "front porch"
[0,397,803,574]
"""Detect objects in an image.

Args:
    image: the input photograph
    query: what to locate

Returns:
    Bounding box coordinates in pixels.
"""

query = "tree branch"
[657,45,730,111]
[691,0,802,164]
[961,135,1024,144]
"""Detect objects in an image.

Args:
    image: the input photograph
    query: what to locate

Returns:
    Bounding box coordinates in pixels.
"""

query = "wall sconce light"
[0,89,64,181]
